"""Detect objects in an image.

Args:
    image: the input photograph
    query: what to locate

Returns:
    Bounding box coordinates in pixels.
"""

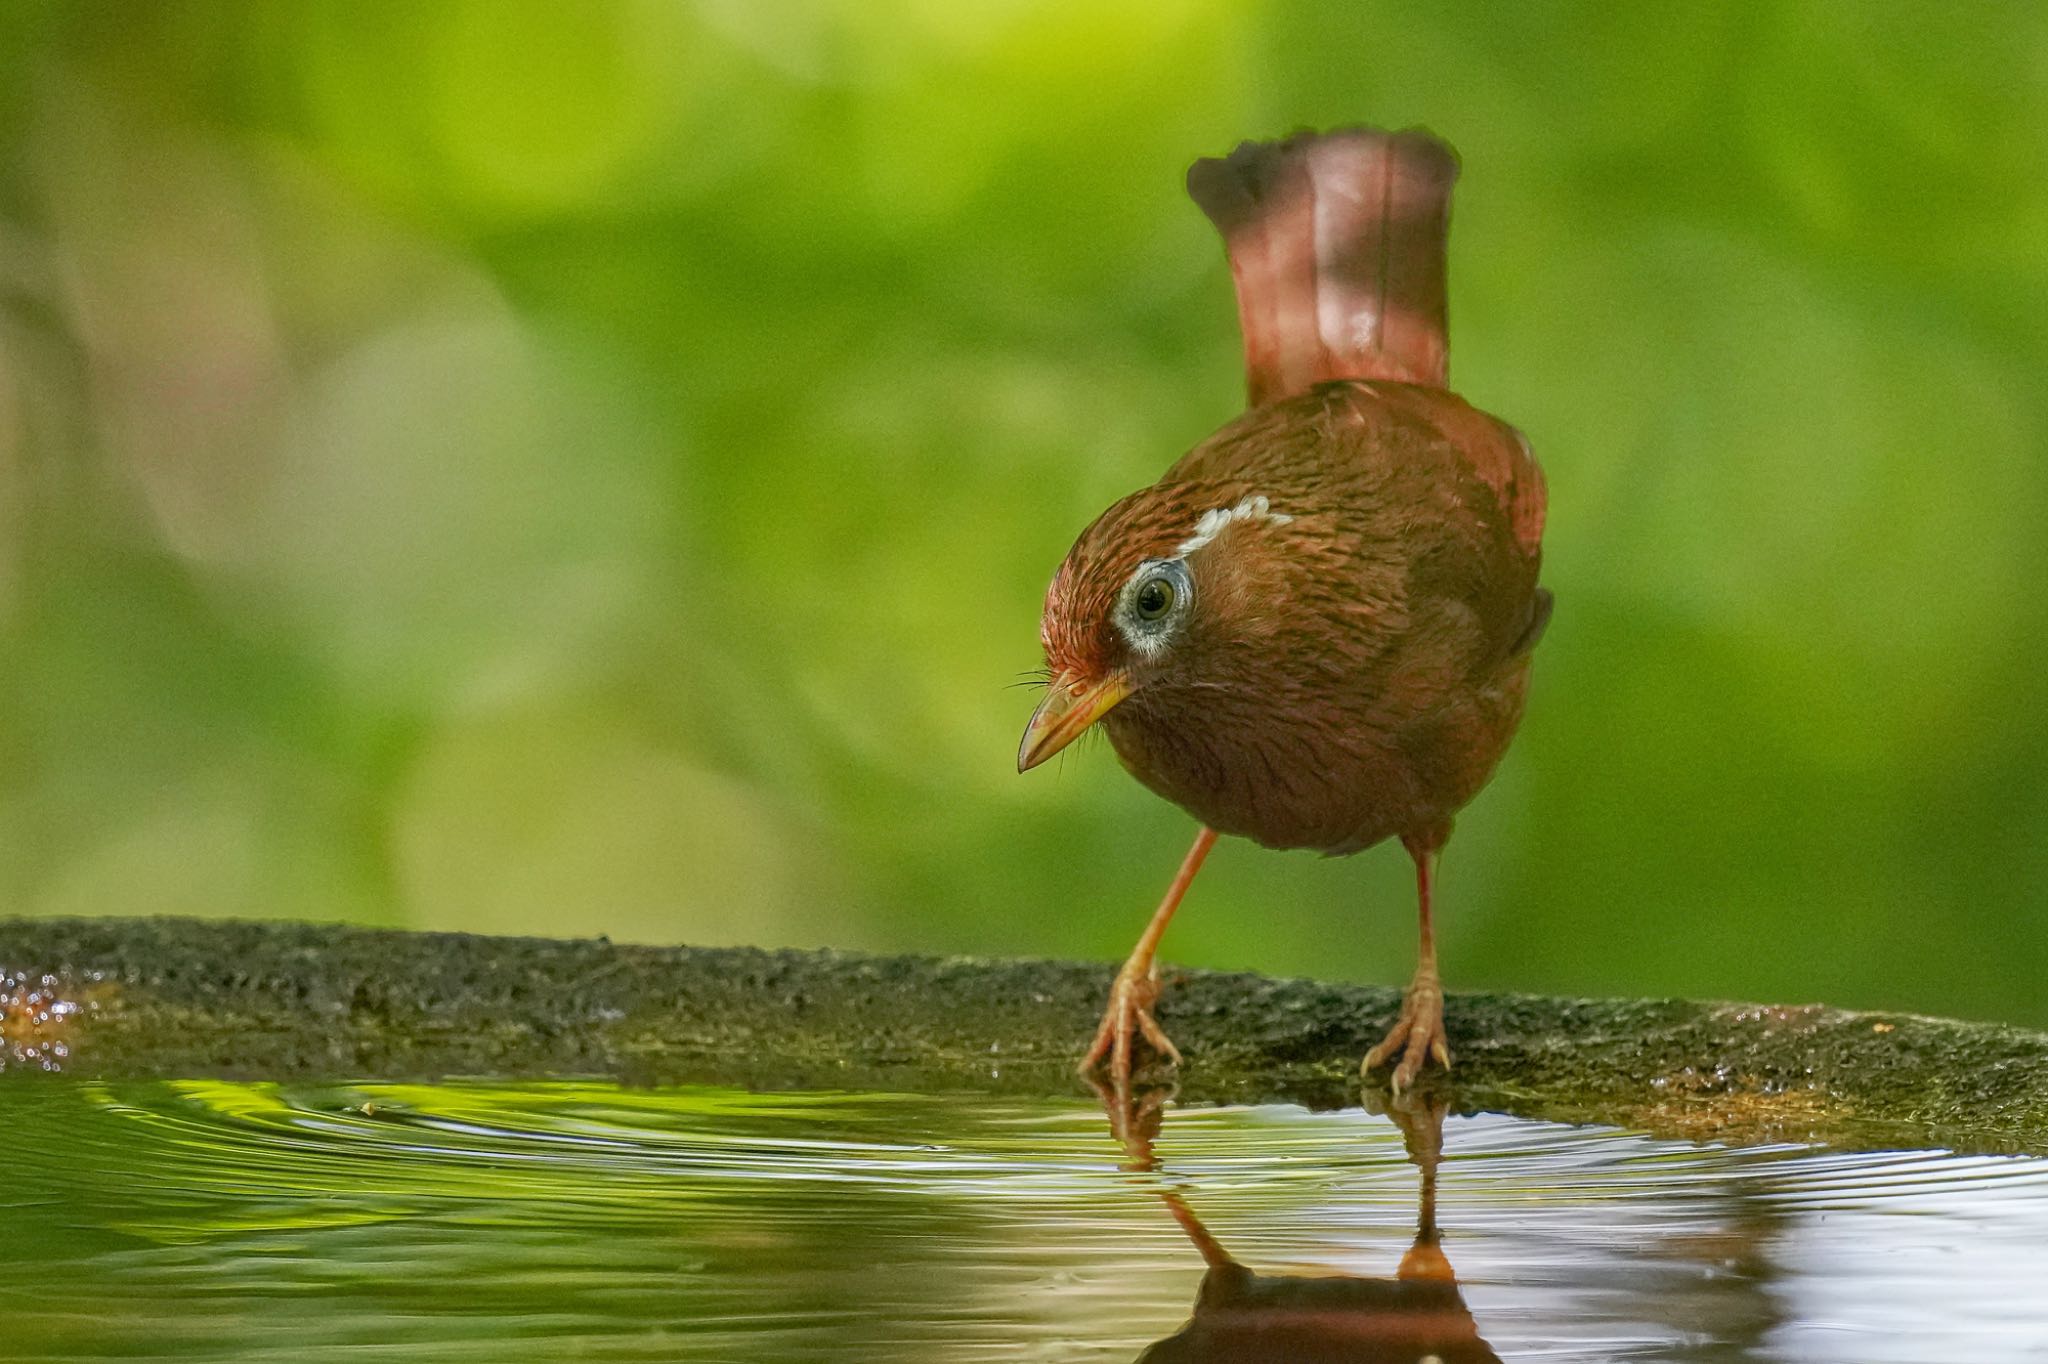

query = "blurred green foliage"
[2,2,2044,1024]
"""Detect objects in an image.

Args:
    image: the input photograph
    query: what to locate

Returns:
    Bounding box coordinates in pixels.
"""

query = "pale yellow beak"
[1017,670,1133,772]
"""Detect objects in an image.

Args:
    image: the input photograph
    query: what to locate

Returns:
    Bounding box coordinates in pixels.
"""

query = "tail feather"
[1188,127,1458,405]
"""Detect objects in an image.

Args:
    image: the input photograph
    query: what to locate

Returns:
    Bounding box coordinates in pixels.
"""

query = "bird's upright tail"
[1187,126,1458,406]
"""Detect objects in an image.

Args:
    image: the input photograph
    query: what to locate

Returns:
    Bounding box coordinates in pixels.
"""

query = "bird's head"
[1019,484,1300,772]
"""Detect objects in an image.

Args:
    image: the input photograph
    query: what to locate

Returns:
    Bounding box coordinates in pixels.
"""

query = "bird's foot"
[1364,1085,1449,1171]
[1363,972,1451,1095]
[1079,962,1181,1085]
[1085,1072,1174,1172]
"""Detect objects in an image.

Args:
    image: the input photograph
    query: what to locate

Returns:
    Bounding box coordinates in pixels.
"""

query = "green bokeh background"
[2,2,2043,1025]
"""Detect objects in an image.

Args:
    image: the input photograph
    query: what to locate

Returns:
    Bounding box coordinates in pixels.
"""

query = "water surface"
[4,1081,2045,1361]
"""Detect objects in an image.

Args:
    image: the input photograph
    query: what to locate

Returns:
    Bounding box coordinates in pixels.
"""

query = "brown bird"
[1018,126,1550,1093]
[1101,1086,1498,1364]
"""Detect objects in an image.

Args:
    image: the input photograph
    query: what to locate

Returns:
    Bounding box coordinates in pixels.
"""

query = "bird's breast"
[1104,653,1533,856]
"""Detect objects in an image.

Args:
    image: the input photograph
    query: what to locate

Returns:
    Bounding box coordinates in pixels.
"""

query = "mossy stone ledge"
[4,916,2046,1154]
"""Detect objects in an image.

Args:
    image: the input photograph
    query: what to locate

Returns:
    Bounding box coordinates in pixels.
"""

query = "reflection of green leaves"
[8,1081,2046,1358]
[3,2,2048,1022]
[63,1080,1123,1242]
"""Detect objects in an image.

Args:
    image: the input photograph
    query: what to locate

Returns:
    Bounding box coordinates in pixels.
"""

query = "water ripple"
[1,1081,2044,1362]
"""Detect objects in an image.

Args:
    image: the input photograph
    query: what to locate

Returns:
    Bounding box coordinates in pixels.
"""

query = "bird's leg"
[1080,826,1218,1083]
[1387,1089,1453,1283]
[1364,831,1452,1094]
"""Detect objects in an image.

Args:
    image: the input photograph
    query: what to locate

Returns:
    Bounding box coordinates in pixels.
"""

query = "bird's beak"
[1018,670,1133,772]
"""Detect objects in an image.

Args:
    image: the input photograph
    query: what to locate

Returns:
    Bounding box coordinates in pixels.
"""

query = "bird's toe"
[1080,966,1181,1081]
[1364,984,1452,1092]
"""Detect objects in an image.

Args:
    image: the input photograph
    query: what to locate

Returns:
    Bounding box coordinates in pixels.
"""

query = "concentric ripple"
[1,1081,2044,1362]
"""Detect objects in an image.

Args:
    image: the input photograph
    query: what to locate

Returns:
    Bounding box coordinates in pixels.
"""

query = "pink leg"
[1363,831,1453,1093]
[1080,827,1218,1083]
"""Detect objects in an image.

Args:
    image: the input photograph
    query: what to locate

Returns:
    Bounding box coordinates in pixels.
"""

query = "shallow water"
[3,1081,2046,1362]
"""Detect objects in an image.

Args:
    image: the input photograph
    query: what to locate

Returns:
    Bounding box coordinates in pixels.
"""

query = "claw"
[1080,964,1181,1084]
[1363,975,1451,1094]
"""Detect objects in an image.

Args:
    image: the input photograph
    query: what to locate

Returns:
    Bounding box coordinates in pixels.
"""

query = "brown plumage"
[1020,126,1550,1092]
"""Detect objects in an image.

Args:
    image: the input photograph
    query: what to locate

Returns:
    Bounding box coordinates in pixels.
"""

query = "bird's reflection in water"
[1100,1083,1498,1364]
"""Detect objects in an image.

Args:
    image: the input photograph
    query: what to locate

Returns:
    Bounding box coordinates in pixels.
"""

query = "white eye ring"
[1114,557,1193,658]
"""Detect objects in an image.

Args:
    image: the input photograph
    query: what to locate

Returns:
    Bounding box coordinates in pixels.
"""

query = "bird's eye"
[1134,576,1175,621]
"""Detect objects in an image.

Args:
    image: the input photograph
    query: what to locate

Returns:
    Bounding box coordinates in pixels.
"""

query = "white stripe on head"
[1176,495,1293,557]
